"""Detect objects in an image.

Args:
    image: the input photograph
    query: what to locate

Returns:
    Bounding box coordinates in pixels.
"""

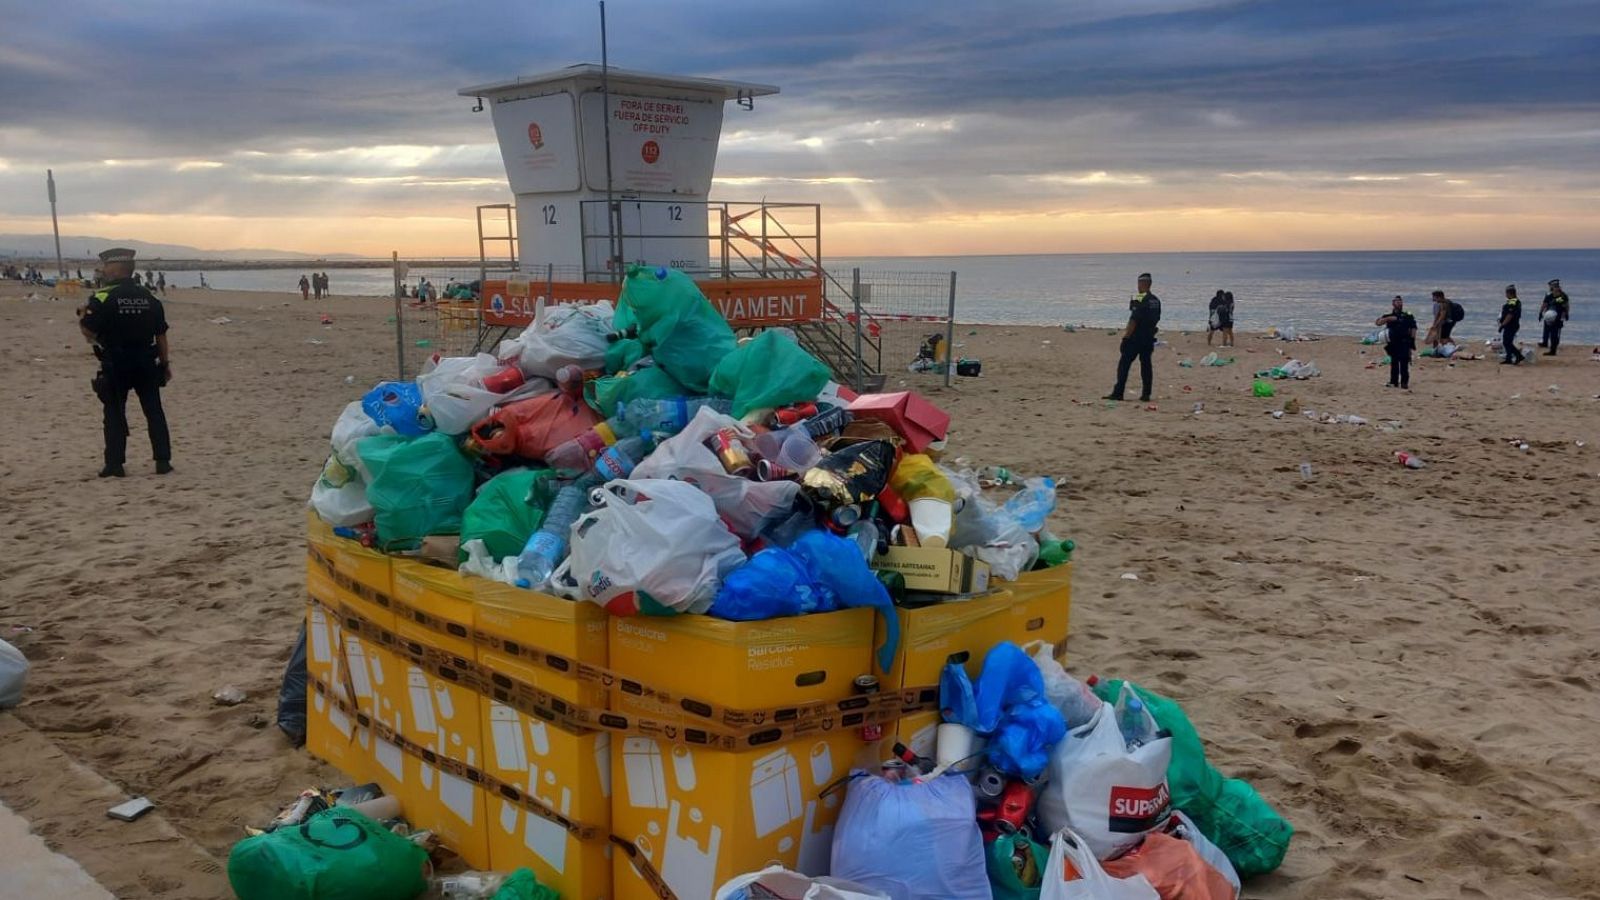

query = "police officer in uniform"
[1375,295,1418,389]
[1538,278,1570,355]
[1498,285,1525,365]
[78,248,173,477]
[1105,272,1162,402]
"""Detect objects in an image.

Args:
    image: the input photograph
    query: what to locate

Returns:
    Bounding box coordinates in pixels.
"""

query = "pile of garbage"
[721,641,1293,899]
[1254,359,1320,380]
[311,264,1068,624]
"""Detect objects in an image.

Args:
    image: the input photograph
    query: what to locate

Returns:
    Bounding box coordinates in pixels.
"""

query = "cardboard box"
[846,391,950,453]
[875,546,991,595]
[305,602,386,719]
[389,561,482,772]
[608,607,876,712]
[306,677,375,784]
[994,563,1073,656]
[476,580,613,899]
[306,517,395,631]
[609,728,864,900]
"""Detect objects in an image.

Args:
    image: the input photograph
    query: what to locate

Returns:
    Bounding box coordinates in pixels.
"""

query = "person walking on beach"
[1208,290,1235,347]
[1499,285,1525,365]
[1376,295,1418,389]
[321,271,331,297]
[78,248,173,477]
[1105,272,1162,402]
[155,271,166,294]
[1539,278,1569,355]
[298,274,310,301]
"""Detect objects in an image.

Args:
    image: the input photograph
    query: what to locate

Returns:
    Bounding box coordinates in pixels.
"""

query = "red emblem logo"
[527,122,544,149]
[641,140,660,164]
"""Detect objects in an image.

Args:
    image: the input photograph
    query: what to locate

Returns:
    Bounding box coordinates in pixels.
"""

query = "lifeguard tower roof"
[459,64,778,102]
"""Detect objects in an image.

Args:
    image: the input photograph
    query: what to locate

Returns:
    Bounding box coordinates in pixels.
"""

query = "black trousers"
[1113,338,1154,399]
[1502,326,1524,362]
[103,369,171,467]
[1543,320,1563,353]
[1390,351,1412,388]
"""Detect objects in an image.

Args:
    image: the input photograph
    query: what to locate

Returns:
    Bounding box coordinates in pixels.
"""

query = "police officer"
[1105,272,1162,402]
[1538,278,1570,355]
[1498,285,1525,365]
[78,248,173,477]
[1375,295,1418,389]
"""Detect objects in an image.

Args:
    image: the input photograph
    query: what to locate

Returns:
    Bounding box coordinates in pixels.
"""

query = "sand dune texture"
[2,281,1599,899]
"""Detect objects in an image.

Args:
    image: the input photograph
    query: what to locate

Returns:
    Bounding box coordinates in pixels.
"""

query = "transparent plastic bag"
[309,467,373,528]
[830,773,988,900]
[515,301,615,379]
[632,406,802,539]
[419,354,505,435]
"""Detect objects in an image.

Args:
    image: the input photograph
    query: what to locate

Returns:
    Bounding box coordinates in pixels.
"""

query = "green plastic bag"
[226,807,427,900]
[586,365,688,417]
[708,329,832,418]
[1252,379,1275,398]
[358,433,475,551]
[492,867,560,900]
[1091,678,1294,876]
[985,832,1050,900]
[616,266,736,393]
[459,468,555,562]
[605,337,645,374]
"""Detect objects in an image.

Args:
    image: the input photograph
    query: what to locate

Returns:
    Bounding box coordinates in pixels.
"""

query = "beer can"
[772,402,819,427]
[704,428,755,477]
[755,458,793,482]
[853,674,884,743]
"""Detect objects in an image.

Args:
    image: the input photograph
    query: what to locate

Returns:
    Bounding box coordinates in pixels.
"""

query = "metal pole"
[393,251,406,379]
[546,262,555,322]
[944,271,957,387]
[852,267,864,391]
[47,170,64,278]
[476,206,487,287]
[600,1,620,283]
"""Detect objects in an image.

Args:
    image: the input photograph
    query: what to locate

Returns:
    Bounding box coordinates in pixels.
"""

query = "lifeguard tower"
[459,64,878,384]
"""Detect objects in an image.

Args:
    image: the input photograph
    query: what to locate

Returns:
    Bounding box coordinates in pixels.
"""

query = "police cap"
[1548,278,1561,287]
[1137,272,1152,281]
[98,247,137,263]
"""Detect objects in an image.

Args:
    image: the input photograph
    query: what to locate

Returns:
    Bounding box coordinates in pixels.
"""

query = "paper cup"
[936,723,984,771]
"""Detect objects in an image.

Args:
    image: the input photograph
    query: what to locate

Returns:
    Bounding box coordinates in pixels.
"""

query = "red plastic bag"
[1101,832,1237,900]
[467,390,599,460]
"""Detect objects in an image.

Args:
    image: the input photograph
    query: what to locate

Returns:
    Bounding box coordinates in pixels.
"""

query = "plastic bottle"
[847,517,880,562]
[516,473,601,589]
[1001,476,1057,533]
[979,465,1015,486]
[1054,671,1101,729]
[545,397,728,471]
[593,435,650,482]
[1116,691,1152,750]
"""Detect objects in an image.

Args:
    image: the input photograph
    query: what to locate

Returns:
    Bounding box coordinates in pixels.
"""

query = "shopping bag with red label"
[1037,697,1174,860]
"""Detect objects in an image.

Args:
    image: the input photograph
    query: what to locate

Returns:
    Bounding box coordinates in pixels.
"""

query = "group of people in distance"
[298,272,333,300]
[1376,278,1570,389]
[1103,272,1576,400]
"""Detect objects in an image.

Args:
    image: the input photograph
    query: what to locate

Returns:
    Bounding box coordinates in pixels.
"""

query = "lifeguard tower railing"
[470,200,884,389]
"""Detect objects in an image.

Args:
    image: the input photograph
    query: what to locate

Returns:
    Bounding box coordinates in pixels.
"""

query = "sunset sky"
[2,0,1597,257]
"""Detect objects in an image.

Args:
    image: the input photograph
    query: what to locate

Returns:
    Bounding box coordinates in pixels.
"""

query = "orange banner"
[481,277,824,329]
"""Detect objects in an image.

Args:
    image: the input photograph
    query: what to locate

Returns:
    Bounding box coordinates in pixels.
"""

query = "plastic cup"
[908,497,953,548]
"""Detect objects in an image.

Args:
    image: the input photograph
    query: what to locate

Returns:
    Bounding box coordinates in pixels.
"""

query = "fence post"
[852,267,864,392]
[392,251,406,380]
[544,263,554,324]
[945,271,957,388]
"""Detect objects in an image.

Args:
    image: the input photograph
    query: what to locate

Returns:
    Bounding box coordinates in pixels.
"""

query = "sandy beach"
[2,280,1599,899]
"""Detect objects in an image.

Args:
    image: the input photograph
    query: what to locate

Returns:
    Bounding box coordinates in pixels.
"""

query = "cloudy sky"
[2,0,1597,257]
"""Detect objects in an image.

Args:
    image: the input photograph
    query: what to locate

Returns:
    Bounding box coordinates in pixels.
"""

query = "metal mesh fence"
[393,263,488,379]
[831,269,958,390]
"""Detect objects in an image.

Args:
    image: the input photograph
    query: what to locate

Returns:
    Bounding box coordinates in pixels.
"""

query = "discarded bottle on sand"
[1395,451,1426,469]
[516,473,602,589]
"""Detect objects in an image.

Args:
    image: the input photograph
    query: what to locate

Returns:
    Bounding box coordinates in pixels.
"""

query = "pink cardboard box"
[846,391,950,452]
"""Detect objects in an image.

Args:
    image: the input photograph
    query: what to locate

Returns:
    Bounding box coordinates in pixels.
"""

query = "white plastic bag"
[515,301,614,379]
[1036,700,1174,860]
[458,539,519,585]
[418,354,504,435]
[1167,810,1241,893]
[1039,828,1159,900]
[946,466,1039,580]
[0,638,27,708]
[830,773,988,900]
[552,478,744,615]
[1027,641,1101,728]
[716,866,890,900]
[309,471,373,527]
[632,406,802,539]
[330,400,390,476]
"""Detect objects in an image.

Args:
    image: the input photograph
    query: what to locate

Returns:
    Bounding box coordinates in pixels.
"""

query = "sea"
[153,249,1596,342]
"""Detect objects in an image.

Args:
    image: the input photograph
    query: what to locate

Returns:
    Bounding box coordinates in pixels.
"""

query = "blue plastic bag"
[790,530,899,673]
[710,546,834,621]
[830,772,987,900]
[361,381,433,436]
[940,641,1065,778]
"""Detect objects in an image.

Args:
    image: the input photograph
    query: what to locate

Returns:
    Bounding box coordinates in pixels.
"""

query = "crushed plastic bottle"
[515,473,602,589]
[1395,451,1426,469]
[979,465,1016,486]
[1001,476,1057,533]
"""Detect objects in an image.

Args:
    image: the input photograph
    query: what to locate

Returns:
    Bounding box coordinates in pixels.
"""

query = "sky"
[2,0,1597,257]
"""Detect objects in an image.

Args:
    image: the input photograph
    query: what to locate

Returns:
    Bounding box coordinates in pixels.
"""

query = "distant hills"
[0,233,361,261]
